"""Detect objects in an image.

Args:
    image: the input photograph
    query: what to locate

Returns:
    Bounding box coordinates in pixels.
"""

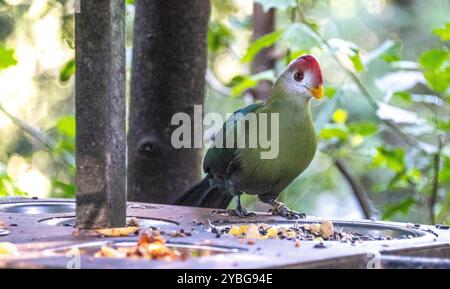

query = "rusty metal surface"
[0,198,450,269]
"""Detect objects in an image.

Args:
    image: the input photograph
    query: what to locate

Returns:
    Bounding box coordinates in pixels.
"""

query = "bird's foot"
[232,205,256,218]
[211,208,256,218]
[269,201,306,220]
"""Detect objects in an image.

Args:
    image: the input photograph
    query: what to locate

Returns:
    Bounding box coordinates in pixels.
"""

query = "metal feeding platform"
[0,198,449,269]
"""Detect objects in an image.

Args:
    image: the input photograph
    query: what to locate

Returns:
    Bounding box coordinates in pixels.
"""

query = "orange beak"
[310,84,324,100]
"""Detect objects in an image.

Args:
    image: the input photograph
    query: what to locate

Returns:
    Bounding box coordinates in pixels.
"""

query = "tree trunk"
[75,0,126,228]
[128,0,210,204]
[250,3,275,100]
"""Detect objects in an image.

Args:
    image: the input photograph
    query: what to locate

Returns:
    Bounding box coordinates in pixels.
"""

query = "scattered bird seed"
[314,242,327,249]
[435,224,449,230]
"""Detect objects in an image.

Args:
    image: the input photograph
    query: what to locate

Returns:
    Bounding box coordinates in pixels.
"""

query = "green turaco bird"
[176,55,324,219]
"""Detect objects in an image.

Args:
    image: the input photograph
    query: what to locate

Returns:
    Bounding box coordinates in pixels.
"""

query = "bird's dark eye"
[293,71,304,82]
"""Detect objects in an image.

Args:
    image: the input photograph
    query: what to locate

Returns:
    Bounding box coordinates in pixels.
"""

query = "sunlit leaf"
[320,127,348,140]
[349,52,364,72]
[372,147,405,173]
[328,38,364,71]
[242,30,283,63]
[208,21,235,53]
[440,157,450,183]
[0,46,18,69]
[230,70,276,97]
[434,22,450,41]
[423,66,450,93]
[348,122,378,136]
[419,48,448,70]
[324,86,337,99]
[57,115,76,139]
[60,59,75,82]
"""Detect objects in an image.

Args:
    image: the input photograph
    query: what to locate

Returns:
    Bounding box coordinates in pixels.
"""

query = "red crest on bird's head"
[289,55,323,85]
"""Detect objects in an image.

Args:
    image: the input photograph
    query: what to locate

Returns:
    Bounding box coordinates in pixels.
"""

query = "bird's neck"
[266,88,312,118]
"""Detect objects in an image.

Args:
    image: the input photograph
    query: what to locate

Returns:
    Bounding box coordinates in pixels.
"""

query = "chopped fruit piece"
[0,242,18,257]
[309,224,321,235]
[94,226,140,237]
[229,225,243,236]
[266,227,278,239]
[246,224,260,239]
[320,220,334,238]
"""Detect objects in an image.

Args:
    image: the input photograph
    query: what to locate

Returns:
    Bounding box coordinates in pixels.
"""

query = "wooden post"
[128,0,210,204]
[75,0,126,228]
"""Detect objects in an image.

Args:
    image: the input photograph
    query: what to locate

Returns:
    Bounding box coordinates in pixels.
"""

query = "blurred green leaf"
[57,115,76,139]
[230,70,275,97]
[372,147,405,173]
[52,180,75,198]
[423,66,450,93]
[59,59,75,82]
[255,0,297,12]
[242,30,283,63]
[382,197,416,220]
[364,40,400,64]
[208,21,235,53]
[440,157,450,184]
[324,86,337,99]
[419,48,448,70]
[348,122,378,136]
[379,41,401,63]
[320,127,348,140]
[126,0,135,5]
[350,52,364,72]
[434,22,450,41]
[280,23,319,51]
[0,46,18,69]
[0,173,26,196]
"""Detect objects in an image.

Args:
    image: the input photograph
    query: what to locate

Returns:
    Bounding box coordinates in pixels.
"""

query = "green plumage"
[175,55,322,218]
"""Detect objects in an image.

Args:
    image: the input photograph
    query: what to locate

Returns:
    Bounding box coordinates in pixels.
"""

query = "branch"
[429,136,443,224]
[334,159,373,219]
[205,69,231,96]
[0,104,55,149]
[0,103,74,167]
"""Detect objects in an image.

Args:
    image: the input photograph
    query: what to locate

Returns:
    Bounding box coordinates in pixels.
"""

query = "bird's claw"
[269,204,306,220]
[232,206,256,218]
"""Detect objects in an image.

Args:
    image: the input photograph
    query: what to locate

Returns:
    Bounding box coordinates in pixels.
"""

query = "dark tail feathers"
[174,176,232,209]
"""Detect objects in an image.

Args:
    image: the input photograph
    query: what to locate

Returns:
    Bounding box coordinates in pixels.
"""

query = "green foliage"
[382,197,416,220]
[230,70,276,97]
[434,22,450,41]
[208,21,235,53]
[419,48,450,94]
[59,59,75,82]
[242,30,283,63]
[0,46,17,69]
[0,173,26,197]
